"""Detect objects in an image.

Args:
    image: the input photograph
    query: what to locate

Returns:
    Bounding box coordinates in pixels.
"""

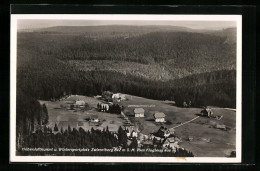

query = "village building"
[156,126,171,138]
[200,107,213,117]
[131,130,138,138]
[75,100,86,108]
[134,108,145,117]
[112,93,126,102]
[215,124,227,130]
[153,112,166,122]
[90,115,99,123]
[163,137,179,152]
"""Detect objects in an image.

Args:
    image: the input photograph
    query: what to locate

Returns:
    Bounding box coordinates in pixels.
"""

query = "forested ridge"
[16,27,236,155]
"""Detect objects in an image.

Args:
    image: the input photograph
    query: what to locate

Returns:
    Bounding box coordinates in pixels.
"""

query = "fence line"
[172,116,200,129]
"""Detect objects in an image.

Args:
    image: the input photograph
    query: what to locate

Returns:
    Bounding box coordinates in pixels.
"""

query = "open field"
[39,95,124,132]
[121,94,236,157]
[39,94,236,157]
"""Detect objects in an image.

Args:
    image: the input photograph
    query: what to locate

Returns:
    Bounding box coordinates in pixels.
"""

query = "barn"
[154,112,166,122]
[134,108,145,117]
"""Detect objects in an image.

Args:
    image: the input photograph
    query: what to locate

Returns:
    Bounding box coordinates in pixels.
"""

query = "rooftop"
[154,112,166,118]
[134,108,145,113]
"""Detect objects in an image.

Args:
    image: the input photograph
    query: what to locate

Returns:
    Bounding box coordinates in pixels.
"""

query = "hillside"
[17,26,236,107]
[18,29,236,79]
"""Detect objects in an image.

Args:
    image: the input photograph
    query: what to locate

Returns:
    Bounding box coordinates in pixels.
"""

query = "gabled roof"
[154,112,166,118]
[76,101,85,105]
[134,108,145,113]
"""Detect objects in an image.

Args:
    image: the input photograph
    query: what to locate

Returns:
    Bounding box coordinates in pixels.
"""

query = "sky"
[18,19,237,30]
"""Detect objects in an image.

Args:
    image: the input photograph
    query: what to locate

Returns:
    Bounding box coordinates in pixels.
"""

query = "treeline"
[16,89,49,149]
[97,103,122,114]
[18,31,236,66]
[18,126,194,157]
[17,50,236,108]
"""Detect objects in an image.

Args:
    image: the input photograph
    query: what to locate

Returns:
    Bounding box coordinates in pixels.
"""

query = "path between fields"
[172,116,200,129]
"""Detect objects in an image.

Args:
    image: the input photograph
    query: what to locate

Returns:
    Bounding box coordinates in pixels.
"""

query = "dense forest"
[16,26,236,156]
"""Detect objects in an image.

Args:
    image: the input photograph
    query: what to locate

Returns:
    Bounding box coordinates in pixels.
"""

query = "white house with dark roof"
[134,108,145,117]
[112,93,126,102]
[154,112,166,122]
[75,100,86,108]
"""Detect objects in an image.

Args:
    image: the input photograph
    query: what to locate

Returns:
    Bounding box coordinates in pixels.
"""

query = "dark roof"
[154,112,165,118]
[158,126,168,132]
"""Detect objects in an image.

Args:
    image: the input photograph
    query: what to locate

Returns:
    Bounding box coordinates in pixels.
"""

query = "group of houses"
[133,108,166,123]
[124,126,179,151]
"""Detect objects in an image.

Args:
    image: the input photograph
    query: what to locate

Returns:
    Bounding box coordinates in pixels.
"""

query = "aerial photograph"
[14,17,237,158]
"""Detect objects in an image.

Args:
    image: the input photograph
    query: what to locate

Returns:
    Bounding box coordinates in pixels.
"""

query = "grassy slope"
[39,95,124,132]
[121,94,236,157]
[40,94,236,157]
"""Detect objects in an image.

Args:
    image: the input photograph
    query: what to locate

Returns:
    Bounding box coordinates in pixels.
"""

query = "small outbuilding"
[134,108,145,117]
[90,115,99,123]
[154,112,166,122]
[200,107,213,117]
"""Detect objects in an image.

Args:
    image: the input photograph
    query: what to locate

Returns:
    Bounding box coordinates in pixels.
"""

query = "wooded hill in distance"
[16,25,236,138]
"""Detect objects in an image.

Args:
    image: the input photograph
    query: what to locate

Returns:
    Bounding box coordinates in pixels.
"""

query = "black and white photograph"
[10,14,242,163]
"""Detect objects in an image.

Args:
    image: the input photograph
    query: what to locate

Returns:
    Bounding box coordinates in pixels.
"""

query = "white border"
[10,14,242,163]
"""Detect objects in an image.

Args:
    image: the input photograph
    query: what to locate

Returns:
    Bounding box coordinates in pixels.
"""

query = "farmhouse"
[74,100,86,108]
[156,126,171,138]
[153,112,166,122]
[112,93,126,102]
[200,107,213,117]
[76,100,85,106]
[134,108,145,117]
